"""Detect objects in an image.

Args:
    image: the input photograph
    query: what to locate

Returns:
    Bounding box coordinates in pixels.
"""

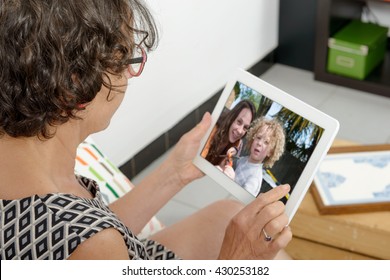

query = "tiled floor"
[132,63,390,226]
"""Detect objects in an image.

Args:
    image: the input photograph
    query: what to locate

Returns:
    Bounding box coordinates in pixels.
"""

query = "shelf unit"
[314,0,390,98]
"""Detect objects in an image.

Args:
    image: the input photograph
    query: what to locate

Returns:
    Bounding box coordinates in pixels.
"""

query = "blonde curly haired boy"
[234,117,286,196]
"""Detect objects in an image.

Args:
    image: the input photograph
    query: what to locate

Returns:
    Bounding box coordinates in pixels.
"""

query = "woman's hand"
[166,112,212,187]
[226,147,237,158]
[110,113,211,233]
[215,164,236,180]
[222,165,235,180]
[218,184,292,260]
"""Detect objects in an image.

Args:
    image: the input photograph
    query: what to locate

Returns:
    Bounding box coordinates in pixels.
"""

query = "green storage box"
[327,20,388,80]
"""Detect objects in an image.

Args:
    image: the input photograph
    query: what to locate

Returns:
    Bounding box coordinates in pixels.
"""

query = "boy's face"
[249,125,273,164]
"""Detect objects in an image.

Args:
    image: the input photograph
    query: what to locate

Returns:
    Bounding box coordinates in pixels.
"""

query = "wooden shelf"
[314,0,390,98]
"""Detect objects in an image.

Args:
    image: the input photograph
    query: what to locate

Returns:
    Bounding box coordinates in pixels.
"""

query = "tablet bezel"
[193,68,339,223]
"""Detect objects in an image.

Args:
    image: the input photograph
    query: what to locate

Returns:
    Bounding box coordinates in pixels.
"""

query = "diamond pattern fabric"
[0,176,177,260]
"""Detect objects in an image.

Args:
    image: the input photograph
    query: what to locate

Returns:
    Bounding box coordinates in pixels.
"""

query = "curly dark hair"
[0,0,158,138]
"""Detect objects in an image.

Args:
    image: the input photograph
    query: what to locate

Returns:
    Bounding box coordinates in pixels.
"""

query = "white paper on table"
[313,151,390,206]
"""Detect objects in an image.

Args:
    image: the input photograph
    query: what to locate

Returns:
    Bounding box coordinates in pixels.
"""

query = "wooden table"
[285,140,390,260]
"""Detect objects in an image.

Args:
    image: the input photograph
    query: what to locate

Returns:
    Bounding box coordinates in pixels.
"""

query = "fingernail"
[281,184,289,191]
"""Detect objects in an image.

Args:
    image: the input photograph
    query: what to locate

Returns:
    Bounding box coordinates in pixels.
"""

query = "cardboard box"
[327,20,388,80]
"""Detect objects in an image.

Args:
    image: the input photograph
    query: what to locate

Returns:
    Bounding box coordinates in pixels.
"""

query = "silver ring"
[262,228,272,242]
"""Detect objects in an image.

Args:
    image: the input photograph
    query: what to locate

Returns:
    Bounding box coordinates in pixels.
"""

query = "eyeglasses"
[127,45,147,77]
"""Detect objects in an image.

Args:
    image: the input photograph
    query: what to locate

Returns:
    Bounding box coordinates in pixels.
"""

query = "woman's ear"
[77,103,88,109]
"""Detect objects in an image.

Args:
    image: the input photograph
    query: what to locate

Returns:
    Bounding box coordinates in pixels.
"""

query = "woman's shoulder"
[68,227,130,260]
[0,175,98,202]
[0,186,139,260]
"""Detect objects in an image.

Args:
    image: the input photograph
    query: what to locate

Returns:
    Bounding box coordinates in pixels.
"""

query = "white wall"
[362,1,390,36]
[92,0,280,166]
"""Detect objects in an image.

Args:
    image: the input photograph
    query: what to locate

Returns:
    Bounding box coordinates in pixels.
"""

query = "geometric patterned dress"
[0,176,178,260]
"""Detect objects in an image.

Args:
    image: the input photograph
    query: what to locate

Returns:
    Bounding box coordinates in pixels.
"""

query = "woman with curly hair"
[234,117,286,197]
[0,0,292,260]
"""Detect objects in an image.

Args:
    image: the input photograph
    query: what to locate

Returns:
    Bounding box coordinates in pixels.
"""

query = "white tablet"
[193,68,339,223]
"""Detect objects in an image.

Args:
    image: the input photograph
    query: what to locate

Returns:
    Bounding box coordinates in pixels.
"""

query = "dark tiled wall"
[120,52,275,179]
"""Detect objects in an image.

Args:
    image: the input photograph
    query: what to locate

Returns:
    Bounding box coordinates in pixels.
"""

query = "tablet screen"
[200,81,324,203]
[194,69,339,221]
